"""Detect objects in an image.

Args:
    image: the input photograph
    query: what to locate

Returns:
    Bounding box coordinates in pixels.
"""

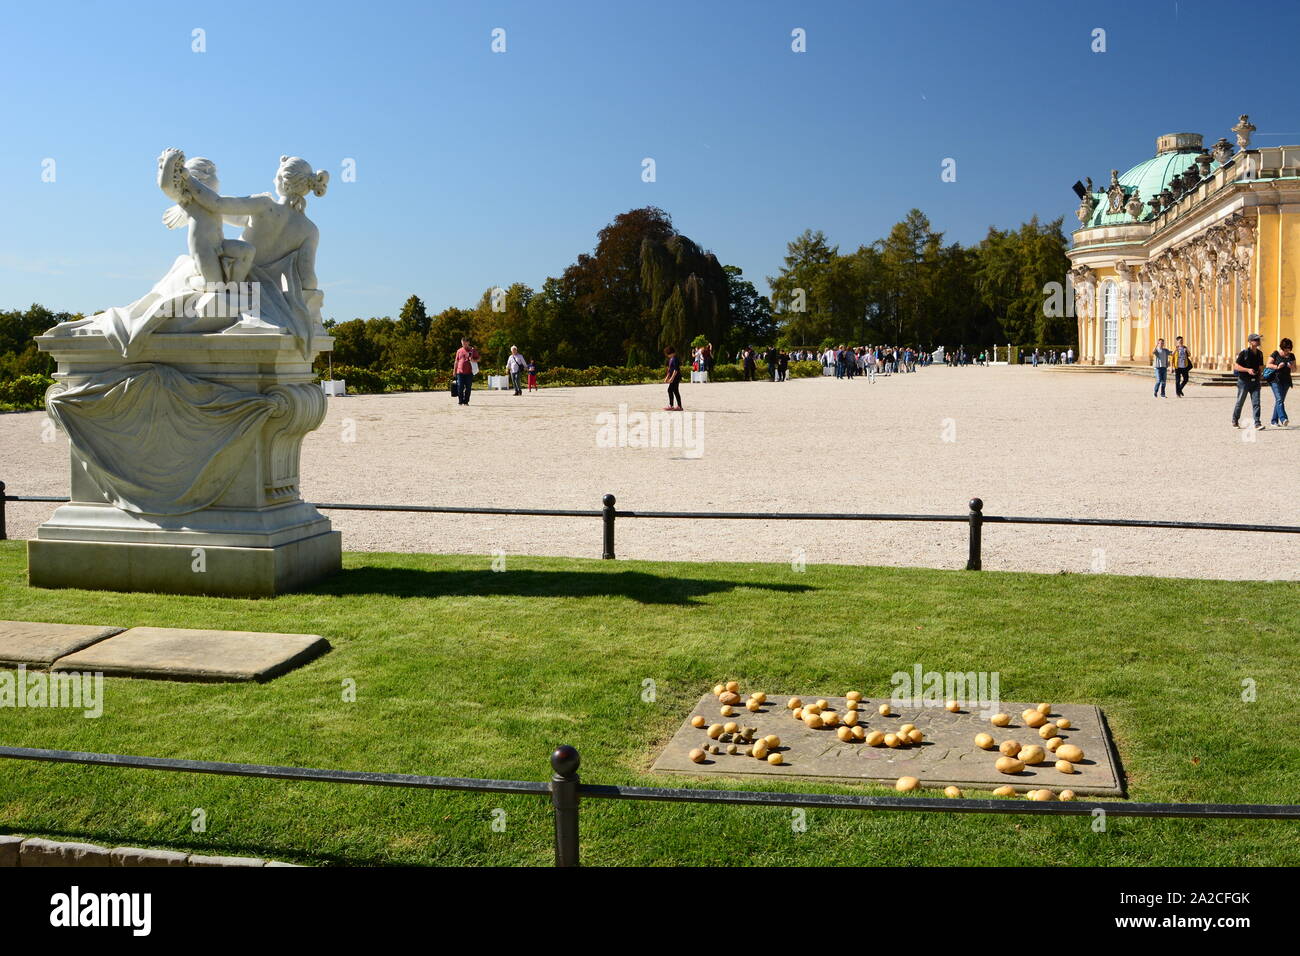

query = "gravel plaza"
[6,365,1295,580]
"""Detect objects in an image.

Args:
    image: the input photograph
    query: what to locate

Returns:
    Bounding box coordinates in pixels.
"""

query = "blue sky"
[4,0,1299,322]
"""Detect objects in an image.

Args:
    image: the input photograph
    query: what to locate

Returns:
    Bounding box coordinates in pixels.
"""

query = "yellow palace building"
[1068,115,1299,369]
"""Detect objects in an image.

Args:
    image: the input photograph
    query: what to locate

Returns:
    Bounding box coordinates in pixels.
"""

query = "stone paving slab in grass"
[51,627,330,682]
[0,620,122,667]
[652,693,1124,796]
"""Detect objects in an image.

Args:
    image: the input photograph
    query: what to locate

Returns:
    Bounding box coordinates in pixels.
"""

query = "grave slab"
[0,621,122,667]
[51,626,330,683]
[652,694,1124,796]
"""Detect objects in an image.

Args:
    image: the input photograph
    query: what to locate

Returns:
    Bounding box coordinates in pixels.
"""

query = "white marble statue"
[38,150,333,517]
[49,150,330,358]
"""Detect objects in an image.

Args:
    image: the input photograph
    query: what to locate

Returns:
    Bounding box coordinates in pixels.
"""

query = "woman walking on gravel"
[664,346,683,411]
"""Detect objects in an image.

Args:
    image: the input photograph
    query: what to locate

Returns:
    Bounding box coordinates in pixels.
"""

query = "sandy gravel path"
[3,366,1296,580]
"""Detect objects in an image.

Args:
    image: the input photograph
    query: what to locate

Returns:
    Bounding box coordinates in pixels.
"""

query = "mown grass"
[0,540,1296,866]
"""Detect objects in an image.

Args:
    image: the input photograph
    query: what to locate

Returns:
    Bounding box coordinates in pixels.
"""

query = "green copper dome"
[1081,142,1222,228]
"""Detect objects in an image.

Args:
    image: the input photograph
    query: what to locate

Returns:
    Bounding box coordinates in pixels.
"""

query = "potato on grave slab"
[1018,744,1046,765]
[895,776,919,792]
[974,732,996,750]
[990,713,1011,727]
[689,748,707,763]
[995,756,1025,774]
[999,740,1022,757]
[1056,744,1084,763]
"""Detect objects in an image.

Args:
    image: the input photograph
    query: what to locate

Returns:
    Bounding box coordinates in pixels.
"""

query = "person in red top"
[453,338,480,406]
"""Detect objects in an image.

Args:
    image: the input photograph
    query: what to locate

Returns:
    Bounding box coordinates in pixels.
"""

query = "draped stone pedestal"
[28,330,341,597]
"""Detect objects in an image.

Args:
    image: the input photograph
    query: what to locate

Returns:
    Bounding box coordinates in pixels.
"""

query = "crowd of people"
[1023,348,1074,366]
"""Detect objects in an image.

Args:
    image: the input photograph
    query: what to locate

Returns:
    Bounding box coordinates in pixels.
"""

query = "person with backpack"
[1231,332,1266,429]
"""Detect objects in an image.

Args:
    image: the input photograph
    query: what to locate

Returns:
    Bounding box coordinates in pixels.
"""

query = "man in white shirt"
[506,346,528,396]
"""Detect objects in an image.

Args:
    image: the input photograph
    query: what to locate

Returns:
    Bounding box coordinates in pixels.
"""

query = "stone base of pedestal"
[28,530,341,597]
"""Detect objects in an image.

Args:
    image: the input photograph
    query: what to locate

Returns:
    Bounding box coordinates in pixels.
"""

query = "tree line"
[324,206,1073,372]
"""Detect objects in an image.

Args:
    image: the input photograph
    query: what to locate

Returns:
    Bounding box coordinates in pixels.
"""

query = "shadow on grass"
[313,566,815,605]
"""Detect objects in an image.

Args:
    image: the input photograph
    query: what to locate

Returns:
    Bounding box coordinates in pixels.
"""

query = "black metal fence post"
[0,480,6,541]
[965,497,983,570]
[550,745,581,867]
[601,494,616,559]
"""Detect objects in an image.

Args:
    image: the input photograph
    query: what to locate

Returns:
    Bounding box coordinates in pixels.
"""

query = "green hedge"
[323,361,824,394]
[0,373,54,411]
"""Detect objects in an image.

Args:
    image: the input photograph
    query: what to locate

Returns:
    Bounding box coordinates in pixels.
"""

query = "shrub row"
[0,373,54,411]
[323,361,824,394]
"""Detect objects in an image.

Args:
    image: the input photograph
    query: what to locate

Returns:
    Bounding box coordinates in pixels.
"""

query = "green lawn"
[0,539,1296,866]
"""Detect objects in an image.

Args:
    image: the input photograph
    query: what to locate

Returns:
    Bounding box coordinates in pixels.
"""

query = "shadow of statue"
[310,566,815,606]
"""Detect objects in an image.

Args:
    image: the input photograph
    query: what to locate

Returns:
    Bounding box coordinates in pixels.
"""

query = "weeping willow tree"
[640,234,729,353]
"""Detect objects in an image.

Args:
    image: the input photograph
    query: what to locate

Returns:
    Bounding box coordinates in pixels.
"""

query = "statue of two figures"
[29,152,342,595]
[53,150,331,355]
